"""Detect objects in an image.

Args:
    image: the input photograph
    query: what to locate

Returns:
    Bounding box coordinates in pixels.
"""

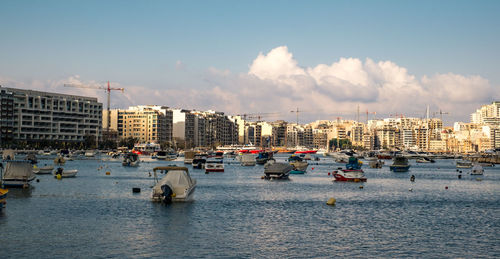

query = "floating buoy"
[476,178,483,181]
[33,165,38,169]
[409,188,413,192]
[36,179,40,182]
[445,186,448,190]
[328,172,331,176]
[311,167,314,170]
[148,172,151,177]
[132,187,141,193]
[326,197,336,206]
[205,171,209,174]
[354,178,360,182]
[359,185,364,189]
[56,174,62,180]
[105,171,110,175]
[261,176,265,179]
[172,193,176,197]
[458,174,462,179]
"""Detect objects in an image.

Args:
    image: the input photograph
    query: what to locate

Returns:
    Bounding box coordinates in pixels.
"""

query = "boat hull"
[390,166,410,172]
[290,170,305,174]
[332,170,367,182]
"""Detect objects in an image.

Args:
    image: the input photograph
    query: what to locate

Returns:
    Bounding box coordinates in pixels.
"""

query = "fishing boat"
[152,166,197,203]
[263,163,293,180]
[255,152,273,165]
[205,160,224,172]
[53,167,78,178]
[0,188,8,210]
[1,150,36,188]
[369,159,384,168]
[456,160,473,168]
[470,164,484,175]
[33,165,54,174]
[332,156,367,182]
[288,155,308,173]
[122,152,140,167]
[241,154,256,166]
[390,156,411,172]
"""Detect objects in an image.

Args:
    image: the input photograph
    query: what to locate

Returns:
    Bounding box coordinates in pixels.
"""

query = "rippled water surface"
[1,155,499,258]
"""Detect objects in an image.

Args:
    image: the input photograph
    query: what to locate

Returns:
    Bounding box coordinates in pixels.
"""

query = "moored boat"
[34,165,54,174]
[241,154,256,166]
[332,157,366,182]
[205,160,224,172]
[390,156,410,172]
[53,167,78,178]
[1,150,36,188]
[0,188,8,210]
[288,155,308,173]
[256,152,273,165]
[122,152,140,167]
[416,157,435,163]
[470,164,484,175]
[152,166,197,203]
[263,162,293,180]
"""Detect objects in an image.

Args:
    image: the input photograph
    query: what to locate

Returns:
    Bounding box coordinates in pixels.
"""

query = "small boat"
[470,164,484,175]
[241,154,256,166]
[53,155,66,166]
[152,166,197,203]
[332,157,367,182]
[0,188,8,210]
[456,160,473,168]
[84,150,97,157]
[192,155,207,169]
[288,155,308,173]
[1,150,36,188]
[256,152,273,165]
[263,162,293,180]
[53,168,78,178]
[390,156,411,172]
[369,160,384,168]
[155,151,169,160]
[122,152,140,167]
[416,157,435,163]
[478,162,494,167]
[205,160,224,172]
[34,165,54,174]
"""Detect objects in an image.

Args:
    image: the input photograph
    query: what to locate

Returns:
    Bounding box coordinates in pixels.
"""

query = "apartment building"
[0,86,102,145]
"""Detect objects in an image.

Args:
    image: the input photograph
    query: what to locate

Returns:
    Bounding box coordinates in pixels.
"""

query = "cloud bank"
[1,46,498,123]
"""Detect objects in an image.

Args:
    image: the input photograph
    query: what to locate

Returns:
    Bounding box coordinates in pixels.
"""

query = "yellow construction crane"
[64,81,124,132]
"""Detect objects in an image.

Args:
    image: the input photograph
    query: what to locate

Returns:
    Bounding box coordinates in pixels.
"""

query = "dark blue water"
[1,155,499,258]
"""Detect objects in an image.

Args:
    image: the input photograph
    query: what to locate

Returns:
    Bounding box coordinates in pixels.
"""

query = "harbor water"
[1,155,499,258]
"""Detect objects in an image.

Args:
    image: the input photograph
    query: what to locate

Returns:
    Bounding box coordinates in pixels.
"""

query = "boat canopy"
[2,161,35,180]
[153,167,195,194]
[264,163,293,174]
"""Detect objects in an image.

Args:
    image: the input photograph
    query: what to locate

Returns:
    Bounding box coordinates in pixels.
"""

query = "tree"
[118,137,139,149]
[329,138,352,150]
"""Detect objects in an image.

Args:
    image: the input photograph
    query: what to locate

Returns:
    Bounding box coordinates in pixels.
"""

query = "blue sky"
[1,0,499,123]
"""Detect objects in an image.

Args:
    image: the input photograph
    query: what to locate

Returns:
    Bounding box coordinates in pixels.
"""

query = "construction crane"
[433,110,449,121]
[237,112,281,121]
[64,81,124,133]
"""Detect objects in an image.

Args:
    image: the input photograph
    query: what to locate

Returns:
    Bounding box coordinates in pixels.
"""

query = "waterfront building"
[0,88,14,146]
[104,105,173,145]
[271,120,287,147]
[470,101,500,125]
[0,86,102,146]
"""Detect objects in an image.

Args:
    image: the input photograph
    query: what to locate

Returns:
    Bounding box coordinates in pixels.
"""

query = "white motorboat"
[152,166,197,203]
[34,165,54,174]
[1,150,36,188]
[53,168,78,178]
[84,150,97,157]
[205,160,224,172]
[470,164,484,175]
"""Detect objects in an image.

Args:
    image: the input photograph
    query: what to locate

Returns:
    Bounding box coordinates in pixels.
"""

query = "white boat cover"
[3,161,35,180]
[241,154,255,163]
[153,169,196,197]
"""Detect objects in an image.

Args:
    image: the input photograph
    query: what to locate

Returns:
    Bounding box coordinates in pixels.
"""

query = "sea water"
[1,155,499,258]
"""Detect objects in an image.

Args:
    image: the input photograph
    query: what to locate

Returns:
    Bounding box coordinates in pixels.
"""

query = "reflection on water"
[0,155,499,258]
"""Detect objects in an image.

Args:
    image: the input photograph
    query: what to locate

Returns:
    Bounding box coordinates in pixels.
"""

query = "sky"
[1,0,499,125]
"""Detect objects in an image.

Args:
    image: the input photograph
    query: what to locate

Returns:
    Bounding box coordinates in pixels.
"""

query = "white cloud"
[2,46,498,123]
